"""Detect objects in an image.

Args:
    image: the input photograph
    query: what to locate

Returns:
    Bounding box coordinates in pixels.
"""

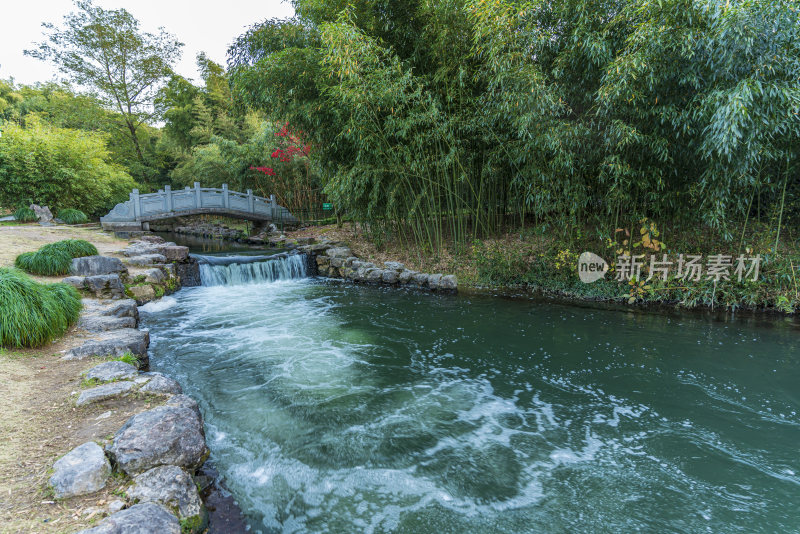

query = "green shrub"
[13,207,37,222]
[0,268,82,347]
[46,239,98,258]
[0,121,138,215]
[15,249,73,276]
[14,239,98,276]
[57,208,88,225]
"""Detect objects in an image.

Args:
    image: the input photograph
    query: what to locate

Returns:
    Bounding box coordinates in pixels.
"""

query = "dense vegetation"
[1,0,797,310]
[0,267,82,347]
[15,239,98,276]
[227,0,799,248]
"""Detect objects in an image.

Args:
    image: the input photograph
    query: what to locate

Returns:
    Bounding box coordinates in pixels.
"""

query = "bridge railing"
[128,182,278,219]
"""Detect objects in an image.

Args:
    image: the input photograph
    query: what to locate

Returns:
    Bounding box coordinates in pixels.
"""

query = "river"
[140,238,800,533]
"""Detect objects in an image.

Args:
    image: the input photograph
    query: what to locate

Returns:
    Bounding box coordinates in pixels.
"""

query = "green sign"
[322,203,333,210]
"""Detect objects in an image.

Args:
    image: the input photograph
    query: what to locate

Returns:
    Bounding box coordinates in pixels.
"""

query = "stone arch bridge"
[100,182,298,232]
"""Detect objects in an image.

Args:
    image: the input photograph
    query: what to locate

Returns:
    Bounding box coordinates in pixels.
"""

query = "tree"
[26,0,183,167]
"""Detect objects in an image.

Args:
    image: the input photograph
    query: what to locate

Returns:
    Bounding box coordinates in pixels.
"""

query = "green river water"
[140,249,800,534]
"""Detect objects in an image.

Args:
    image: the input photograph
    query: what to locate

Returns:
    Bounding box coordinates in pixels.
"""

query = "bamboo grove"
[228,0,799,252]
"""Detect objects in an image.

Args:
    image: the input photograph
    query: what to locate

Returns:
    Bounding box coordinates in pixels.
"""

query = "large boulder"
[49,442,111,499]
[398,270,417,284]
[82,299,139,321]
[63,275,125,299]
[70,256,128,277]
[128,285,156,305]
[139,373,182,396]
[63,329,150,365]
[85,361,139,382]
[77,381,135,406]
[325,247,352,259]
[427,273,443,289]
[127,465,205,530]
[143,268,166,284]
[78,315,137,332]
[75,503,180,534]
[106,395,208,475]
[382,270,399,284]
[78,299,139,332]
[384,261,405,271]
[30,204,54,223]
[161,246,189,262]
[439,274,458,290]
[139,235,166,244]
[125,254,167,266]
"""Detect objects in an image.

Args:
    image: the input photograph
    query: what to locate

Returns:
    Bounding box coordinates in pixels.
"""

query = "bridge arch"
[100,182,298,231]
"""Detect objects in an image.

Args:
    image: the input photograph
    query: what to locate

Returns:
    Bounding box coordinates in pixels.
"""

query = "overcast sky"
[0,0,295,85]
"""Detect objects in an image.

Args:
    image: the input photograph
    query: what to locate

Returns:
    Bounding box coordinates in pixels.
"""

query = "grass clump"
[0,267,82,348]
[112,352,138,366]
[13,206,37,222]
[56,208,88,225]
[46,239,98,258]
[14,239,98,276]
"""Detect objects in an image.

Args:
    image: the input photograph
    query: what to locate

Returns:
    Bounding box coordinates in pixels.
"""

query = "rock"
[107,500,126,514]
[175,260,200,287]
[107,395,207,475]
[440,274,457,290]
[295,237,315,245]
[75,503,180,534]
[139,235,165,244]
[127,465,205,526]
[77,381,135,406]
[78,315,137,332]
[30,204,53,223]
[85,275,125,299]
[139,373,182,396]
[412,273,430,287]
[85,361,139,382]
[144,268,166,284]
[63,275,125,299]
[63,329,150,365]
[325,247,352,259]
[70,256,128,277]
[427,273,443,289]
[398,270,417,284]
[161,246,189,262]
[125,254,167,266]
[382,270,399,284]
[366,269,384,283]
[384,261,405,271]
[49,442,111,499]
[82,299,139,321]
[128,285,156,305]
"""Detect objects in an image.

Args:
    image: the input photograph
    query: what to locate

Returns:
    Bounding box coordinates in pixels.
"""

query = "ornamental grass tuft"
[13,206,37,222]
[0,267,82,347]
[57,208,89,225]
[14,239,98,276]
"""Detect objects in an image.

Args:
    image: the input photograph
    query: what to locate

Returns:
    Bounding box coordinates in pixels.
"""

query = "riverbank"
[0,225,241,533]
[285,221,800,314]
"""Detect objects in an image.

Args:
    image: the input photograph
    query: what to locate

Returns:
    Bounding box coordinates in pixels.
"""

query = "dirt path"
[0,225,150,533]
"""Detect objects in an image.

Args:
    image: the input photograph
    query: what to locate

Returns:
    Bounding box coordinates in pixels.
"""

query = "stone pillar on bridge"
[247,189,254,213]
[165,185,173,212]
[130,189,140,218]
[194,182,202,209]
[223,183,230,209]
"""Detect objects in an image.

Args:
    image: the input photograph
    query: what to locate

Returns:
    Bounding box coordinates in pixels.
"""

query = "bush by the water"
[13,207,37,222]
[14,239,98,276]
[0,267,82,347]
[57,208,88,225]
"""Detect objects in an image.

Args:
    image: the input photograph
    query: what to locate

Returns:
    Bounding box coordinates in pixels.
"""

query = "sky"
[0,0,295,85]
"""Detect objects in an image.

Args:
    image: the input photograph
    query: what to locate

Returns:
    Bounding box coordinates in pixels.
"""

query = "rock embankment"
[48,284,212,533]
[296,239,458,291]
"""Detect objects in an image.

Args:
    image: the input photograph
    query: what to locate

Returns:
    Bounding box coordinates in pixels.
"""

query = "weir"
[195,253,308,286]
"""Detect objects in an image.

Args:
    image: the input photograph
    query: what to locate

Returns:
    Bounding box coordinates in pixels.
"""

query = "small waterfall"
[197,253,308,286]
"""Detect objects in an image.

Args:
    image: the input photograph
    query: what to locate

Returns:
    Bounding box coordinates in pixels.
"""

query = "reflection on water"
[141,279,800,533]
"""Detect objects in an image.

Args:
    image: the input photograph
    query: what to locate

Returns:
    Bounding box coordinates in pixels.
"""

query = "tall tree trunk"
[124,118,145,164]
